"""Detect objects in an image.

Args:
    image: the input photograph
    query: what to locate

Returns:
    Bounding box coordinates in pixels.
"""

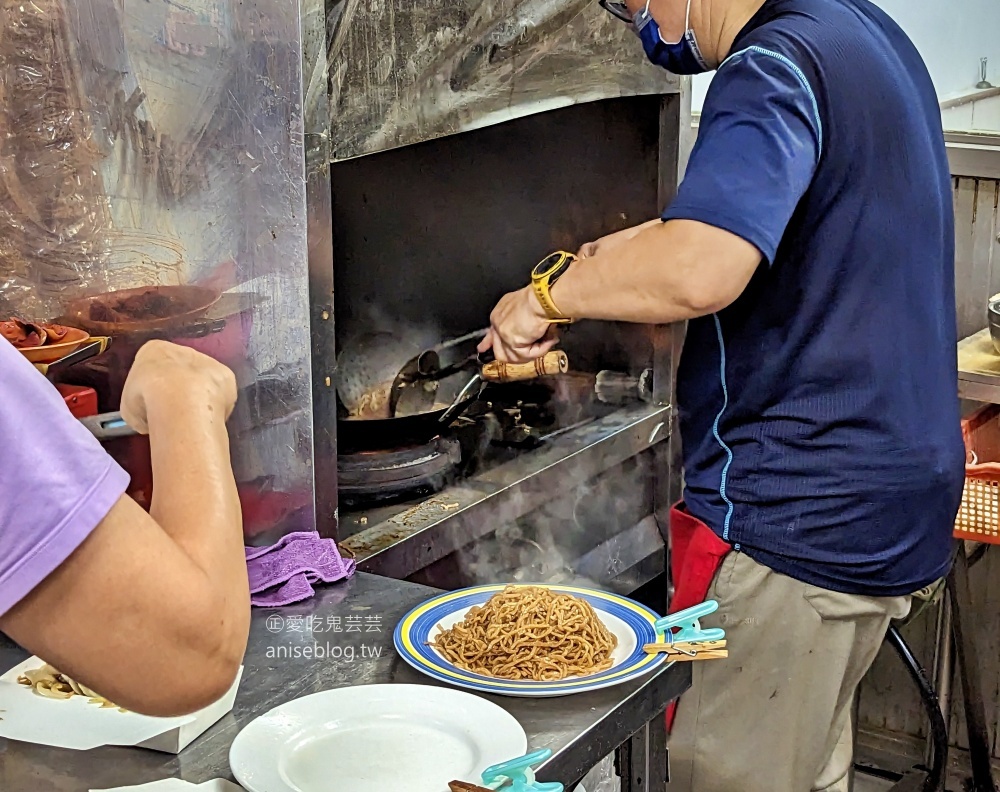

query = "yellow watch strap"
[531,252,574,323]
[532,279,572,323]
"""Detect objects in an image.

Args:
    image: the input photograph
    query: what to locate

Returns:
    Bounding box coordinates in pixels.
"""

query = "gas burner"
[337,436,461,507]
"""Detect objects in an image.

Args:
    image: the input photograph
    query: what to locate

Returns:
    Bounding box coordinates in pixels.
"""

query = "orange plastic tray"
[956,405,1000,543]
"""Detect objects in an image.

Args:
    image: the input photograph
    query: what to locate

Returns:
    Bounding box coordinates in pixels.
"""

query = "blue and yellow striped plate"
[393,583,668,697]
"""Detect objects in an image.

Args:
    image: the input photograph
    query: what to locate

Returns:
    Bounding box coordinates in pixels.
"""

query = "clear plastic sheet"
[0,0,315,539]
[0,0,111,318]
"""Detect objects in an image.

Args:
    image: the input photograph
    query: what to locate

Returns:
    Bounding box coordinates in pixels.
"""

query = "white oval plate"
[229,684,527,792]
[395,584,666,697]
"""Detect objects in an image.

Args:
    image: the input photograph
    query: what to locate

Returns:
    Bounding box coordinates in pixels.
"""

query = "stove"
[336,376,606,519]
[337,436,462,508]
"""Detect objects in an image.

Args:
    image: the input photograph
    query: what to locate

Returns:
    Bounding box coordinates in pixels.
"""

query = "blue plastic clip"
[654,600,726,644]
[481,748,564,792]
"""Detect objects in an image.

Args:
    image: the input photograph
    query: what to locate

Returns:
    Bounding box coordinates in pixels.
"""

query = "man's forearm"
[552,219,761,324]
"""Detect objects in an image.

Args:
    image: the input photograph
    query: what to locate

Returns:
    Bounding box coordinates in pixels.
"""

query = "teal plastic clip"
[653,600,725,644]
[481,748,564,792]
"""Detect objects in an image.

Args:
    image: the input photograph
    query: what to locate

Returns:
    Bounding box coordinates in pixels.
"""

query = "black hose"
[886,625,948,792]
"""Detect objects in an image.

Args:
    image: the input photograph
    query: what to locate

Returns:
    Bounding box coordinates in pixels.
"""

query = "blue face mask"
[633,0,710,75]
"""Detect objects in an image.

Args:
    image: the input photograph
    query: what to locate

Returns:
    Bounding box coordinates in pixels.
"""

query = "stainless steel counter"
[342,404,672,580]
[958,328,1000,402]
[0,573,689,791]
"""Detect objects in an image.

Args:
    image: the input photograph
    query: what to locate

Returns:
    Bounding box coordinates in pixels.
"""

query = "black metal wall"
[330,96,672,374]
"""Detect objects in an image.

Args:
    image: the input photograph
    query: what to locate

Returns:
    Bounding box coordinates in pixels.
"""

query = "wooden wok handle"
[480,351,568,382]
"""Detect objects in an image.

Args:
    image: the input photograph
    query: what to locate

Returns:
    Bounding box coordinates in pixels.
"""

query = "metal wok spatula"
[388,329,489,417]
[389,348,443,417]
[435,350,571,426]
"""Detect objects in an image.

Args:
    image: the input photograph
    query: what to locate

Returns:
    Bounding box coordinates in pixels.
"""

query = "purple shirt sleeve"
[0,340,130,618]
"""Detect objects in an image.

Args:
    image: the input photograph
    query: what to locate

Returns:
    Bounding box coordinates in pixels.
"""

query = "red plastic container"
[956,405,1000,544]
[56,384,98,419]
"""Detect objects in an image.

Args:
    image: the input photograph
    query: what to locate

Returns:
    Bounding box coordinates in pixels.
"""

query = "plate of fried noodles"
[394,584,668,697]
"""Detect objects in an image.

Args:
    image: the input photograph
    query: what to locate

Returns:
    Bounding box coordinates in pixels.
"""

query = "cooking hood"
[326,0,679,160]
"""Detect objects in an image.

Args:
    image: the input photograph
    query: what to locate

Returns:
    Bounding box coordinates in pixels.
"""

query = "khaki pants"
[667,552,911,792]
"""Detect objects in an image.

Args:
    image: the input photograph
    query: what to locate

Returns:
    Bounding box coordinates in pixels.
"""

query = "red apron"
[665,503,732,732]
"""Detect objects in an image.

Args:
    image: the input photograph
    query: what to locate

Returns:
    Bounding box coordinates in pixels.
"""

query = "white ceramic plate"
[229,684,527,792]
[395,584,666,697]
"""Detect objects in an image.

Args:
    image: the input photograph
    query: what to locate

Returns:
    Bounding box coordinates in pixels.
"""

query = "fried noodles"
[17,663,126,711]
[429,586,618,681]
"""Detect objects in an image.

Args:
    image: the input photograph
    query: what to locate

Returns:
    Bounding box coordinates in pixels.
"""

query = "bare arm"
[479,219,762,362]
[0,343,249,717]
[557,219,761,323]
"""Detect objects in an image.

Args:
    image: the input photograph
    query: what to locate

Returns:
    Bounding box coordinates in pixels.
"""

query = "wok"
[336,332,426,418]
[336,330,489,451]
[336,348,571,452]
[336,329,489,419]
[62,285,221,335]
[337,389,479,452]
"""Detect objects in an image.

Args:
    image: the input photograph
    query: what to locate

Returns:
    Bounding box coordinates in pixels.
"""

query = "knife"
[33,337,111,378]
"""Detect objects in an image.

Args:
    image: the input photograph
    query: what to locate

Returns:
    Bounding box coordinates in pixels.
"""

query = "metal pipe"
[886,625,948,792]
[849,690,860,792]
[926,592,953,768]
[945,544,997,792]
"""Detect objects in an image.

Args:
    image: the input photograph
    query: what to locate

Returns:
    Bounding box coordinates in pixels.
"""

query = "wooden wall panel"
[954,178,999,341]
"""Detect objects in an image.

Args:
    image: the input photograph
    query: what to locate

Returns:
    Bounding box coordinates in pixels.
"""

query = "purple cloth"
[251,573,317,608]
[245,531,356,607]
[0,341,130,617]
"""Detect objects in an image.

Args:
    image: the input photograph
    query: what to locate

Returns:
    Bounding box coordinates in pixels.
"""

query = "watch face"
[533,252,567,278]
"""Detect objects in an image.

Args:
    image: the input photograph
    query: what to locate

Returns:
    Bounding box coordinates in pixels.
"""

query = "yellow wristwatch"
[531,251,575,323]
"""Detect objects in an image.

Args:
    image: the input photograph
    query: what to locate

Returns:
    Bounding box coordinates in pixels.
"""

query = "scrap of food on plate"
[1,318,48,349]
[430,585,618,681]
[0,318,79,349]
[17,663,127,711]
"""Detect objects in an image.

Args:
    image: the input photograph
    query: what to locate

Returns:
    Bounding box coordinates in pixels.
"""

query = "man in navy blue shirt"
[479,0,965,789]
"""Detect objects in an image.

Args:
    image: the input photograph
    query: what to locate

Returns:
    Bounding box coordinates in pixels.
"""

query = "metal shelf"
[341,403,671,580]
[958,328,1000,403]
